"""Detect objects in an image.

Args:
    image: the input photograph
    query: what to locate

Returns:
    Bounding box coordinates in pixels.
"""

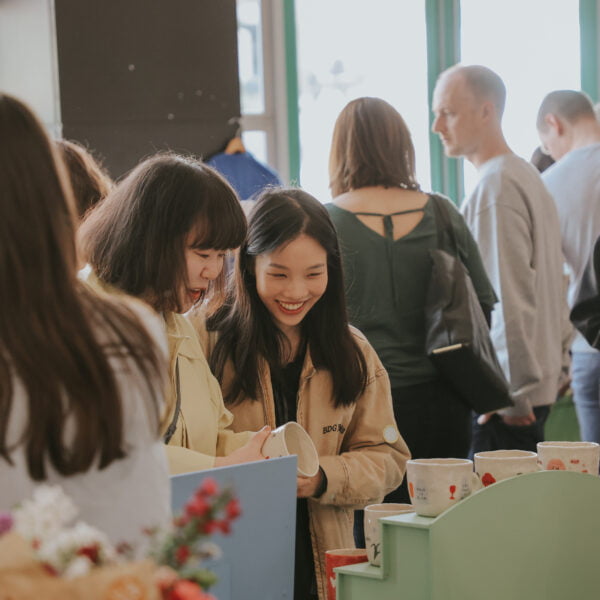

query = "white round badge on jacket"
[383,425,399,444]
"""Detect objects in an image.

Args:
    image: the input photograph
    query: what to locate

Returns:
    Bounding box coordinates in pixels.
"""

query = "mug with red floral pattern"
[537,441,600,474]
[474,449,538,486]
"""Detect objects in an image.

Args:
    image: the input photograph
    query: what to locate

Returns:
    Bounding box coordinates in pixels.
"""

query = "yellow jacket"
[192,313,410,600]
[83,273,250,474]
[163,312,251,474]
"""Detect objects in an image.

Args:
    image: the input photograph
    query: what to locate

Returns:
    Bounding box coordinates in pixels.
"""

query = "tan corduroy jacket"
[192,314,410,600]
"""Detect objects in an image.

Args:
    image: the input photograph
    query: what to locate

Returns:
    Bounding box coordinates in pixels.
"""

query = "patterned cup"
[406,458,481,517]
[261,421,319,477]
[325,548,368,600]
[537,441,600,474]
[364,503,414,566]
[474,450,539,486]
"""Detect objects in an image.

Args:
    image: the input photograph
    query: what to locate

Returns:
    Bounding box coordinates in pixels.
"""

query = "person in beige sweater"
[193,188,410,600]
[79,153,270,473]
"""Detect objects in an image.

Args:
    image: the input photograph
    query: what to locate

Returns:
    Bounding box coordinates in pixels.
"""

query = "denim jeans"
[571,351,600,443]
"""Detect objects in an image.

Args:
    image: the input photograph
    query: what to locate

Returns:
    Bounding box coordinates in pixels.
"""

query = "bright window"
[237,0,265,115]
[460,0,581,195]
[295,0,430,202]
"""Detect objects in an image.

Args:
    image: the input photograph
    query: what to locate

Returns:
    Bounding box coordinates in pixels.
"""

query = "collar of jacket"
[164,311,204,362]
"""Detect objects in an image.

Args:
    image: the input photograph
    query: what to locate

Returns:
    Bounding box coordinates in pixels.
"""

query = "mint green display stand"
[336,471,600,599]
[545,394,581,441]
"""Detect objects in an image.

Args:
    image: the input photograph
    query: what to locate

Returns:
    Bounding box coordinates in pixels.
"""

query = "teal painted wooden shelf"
[336,471,600,599]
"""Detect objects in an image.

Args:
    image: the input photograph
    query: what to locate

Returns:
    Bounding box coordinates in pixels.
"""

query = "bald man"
[432,64,567,453]
[537,90,600,443]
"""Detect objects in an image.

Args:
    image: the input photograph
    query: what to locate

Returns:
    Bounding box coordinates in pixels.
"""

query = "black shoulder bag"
[570,235,600,349]
[424,195,513,414]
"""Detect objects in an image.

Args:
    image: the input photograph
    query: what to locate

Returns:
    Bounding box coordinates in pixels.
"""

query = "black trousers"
[354,379,471,547]
[469,405,551,456]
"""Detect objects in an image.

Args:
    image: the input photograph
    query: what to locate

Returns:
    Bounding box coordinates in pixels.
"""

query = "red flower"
[175,545,191,565]
[217,520,231,535]
[174,515,190,527]
[77,543,100,564]
[185,496,210,518]
[166,580,215,600]
[42,563,58,577]
[200,520,218,535]
[115,541,134,557]
[225,499,242,520]
[481,472,496,487]
[198,478,219,497]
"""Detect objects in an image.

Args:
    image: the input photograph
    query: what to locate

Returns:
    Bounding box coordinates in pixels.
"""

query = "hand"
[215,426,272,467]
[297,470,323,498]
[477,411,536,427]
[557,378,571,398]
[477,412,495,426]
[500,412,536,426]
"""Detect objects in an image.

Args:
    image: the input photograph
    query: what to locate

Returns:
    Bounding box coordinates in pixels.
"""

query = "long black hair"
[208,187,367,408]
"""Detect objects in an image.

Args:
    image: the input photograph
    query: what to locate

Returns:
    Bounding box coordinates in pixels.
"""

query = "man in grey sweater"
[537,90,600,443]
[432,64,566,452]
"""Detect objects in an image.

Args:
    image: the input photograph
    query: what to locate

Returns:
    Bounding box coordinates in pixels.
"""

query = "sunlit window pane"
[242,130,268,164]
[460,0,581,195]
[237,0,265,115]
[295,0,429,202]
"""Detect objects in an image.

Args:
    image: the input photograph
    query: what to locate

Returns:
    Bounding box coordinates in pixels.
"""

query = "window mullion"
[580,0,599,102]
[426,0,463,204]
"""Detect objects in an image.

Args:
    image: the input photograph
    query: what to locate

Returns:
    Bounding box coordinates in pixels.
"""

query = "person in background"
[56,139,113,219]
[537,90,600,443]
[325,97,496,545]
[432,64,566,453]
[207,133,283,215]
[56,139,114,273]
[193,188,409,600]
[0,93,171,548]
[79,154,270,474]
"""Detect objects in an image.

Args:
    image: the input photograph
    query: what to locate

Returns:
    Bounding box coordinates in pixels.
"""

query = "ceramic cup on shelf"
[536,441,600,474]
[364,503,414,567]
[406,458,481,517]
[325,548,368,600]
[474,450,539,486]
[261,421,319,477]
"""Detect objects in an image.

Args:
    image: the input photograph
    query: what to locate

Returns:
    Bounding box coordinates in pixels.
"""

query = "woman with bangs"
[79,154,270,474]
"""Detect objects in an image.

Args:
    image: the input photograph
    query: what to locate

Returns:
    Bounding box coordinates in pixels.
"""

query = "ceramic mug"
[325,548,368,600]
[536,441,600,474]
[364,503,414,566]
[261,421,320,477]
[474,450,539,486]
[406,458,481,517]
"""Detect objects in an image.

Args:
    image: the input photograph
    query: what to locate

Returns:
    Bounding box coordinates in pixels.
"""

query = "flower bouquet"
[0,478,241,600]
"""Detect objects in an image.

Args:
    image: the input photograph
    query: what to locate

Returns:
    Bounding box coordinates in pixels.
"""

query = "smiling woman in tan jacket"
[192,188,410,600]
[79,154,270,473]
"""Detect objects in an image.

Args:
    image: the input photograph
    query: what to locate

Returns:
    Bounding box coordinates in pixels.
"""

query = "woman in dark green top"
[326,98,497,542]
